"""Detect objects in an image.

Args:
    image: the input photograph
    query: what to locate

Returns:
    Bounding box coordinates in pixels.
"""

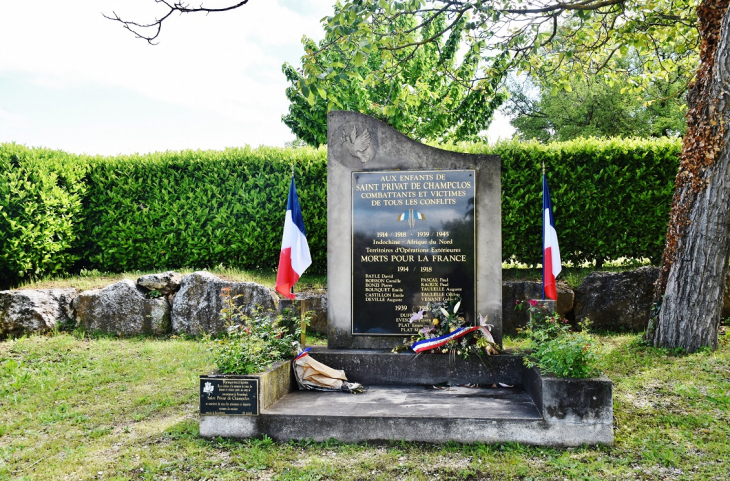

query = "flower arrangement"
[519,300,600,378]
[206,287,304,375]
[392,298,499,358]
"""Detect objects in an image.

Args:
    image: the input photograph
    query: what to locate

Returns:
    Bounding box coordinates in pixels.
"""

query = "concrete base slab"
[200,384,612,445]
[199,350,614,445]
[266,385,540,420]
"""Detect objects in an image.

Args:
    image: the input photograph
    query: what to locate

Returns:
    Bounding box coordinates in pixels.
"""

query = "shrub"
[1,138,680,286]
[457,137,681,266]
[0,143,88,289]
[528,330,599,378]
[78,146,327,274]
[521,302,600,378]
[207,288,302,374]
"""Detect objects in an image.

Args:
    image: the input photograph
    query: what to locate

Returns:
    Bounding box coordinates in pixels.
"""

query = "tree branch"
[502,0,624,15]
[104,0,251,44]
[380,6,470,51]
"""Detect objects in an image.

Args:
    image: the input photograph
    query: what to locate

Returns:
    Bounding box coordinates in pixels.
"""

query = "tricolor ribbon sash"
[411,326,480,353]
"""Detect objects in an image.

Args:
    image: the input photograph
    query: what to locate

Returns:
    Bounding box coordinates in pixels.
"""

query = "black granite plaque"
[352,170,475,335]
[199,376,259,416]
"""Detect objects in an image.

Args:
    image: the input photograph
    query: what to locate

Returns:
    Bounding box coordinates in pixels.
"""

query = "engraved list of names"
[352,170,476,335]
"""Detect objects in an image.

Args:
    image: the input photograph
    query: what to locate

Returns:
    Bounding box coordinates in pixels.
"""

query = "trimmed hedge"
[0,144,88,288]
[458,138,681,266]
[78,147,327,275]
[0,138,680,288]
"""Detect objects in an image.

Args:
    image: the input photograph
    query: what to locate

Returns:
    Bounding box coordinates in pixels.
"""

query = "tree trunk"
[650,0,730,351]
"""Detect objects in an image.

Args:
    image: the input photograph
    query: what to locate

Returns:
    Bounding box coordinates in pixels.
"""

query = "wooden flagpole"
[300,298,307,346]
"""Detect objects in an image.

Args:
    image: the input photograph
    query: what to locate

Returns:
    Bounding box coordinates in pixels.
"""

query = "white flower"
[409,310,424,323]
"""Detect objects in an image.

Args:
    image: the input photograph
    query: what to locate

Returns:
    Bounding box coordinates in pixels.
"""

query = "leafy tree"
[298,0,698,107]
[648,0,730,352]
[110,0,729,352]
[296,0,728,353]
[282,8,504,147]
[505,74,687,142]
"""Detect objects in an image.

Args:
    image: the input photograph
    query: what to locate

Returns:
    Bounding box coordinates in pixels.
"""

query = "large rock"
[277,291,328,334]
[0,289,77,338]
[71,280,170,335]
[137,271,183,295]
[573,266,659,332]
[171,271,278,335]
[502,281,574,335]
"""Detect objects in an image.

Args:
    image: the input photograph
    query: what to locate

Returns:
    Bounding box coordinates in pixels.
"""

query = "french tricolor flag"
[543,174,562,300]
[276,176,312,300]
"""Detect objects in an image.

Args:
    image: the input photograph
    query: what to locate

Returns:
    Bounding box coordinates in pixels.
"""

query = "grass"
[13,266,327,292]
[502,259,652,290]
[16,262,644,293]
[503,266,636,290]
[1,329,729,480]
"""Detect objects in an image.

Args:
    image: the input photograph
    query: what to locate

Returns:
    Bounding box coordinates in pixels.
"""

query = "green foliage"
[207,289,302,375]
[458,137,682,266]
[0,138,679,285]
[0,143,89,289]
[520,304,569,344]
[506,73,687,143]
[283,6,504,146]
[522,303,600,378]
[529,331,599,378]
[298,1,699,122]
[282,63,329,147]
[1,333,729,478]
[146,289,163,299]
[78,146,328,275]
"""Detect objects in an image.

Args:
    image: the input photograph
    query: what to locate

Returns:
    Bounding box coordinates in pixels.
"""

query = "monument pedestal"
[199,112,613,446]
[200,349,613,446]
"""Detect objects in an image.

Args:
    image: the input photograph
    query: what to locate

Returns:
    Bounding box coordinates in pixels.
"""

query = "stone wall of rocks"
[171,271,278,335]
[2,267,728,339]
[572,266,659,331]
[0,288,77,338]
[0,271,288,339]
[73,279,170,336]
[502,267,662,335]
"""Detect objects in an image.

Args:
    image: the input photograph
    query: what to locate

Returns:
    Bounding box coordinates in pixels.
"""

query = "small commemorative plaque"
[199,376,259,416]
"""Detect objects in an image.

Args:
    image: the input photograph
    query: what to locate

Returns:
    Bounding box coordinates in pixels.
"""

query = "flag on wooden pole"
[276,176,311,300]
[543,166,562,300]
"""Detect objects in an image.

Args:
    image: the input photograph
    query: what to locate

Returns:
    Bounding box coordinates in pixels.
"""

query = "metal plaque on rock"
[199,376,259,416]
[352,169,475,335]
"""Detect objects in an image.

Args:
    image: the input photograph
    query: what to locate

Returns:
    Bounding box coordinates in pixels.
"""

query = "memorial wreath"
[393,298,500,357]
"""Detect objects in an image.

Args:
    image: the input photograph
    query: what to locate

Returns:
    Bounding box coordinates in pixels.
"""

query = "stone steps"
[199,350,614,446]
[306,347,525,386]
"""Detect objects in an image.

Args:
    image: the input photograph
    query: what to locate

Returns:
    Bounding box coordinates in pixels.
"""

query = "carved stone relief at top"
[340,124,373,163]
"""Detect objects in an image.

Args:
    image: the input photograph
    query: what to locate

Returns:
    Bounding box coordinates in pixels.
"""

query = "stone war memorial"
[200,111,613,445]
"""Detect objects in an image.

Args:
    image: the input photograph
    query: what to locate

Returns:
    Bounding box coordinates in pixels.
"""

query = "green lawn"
[15,263,641,293]
[12,266,327,292]
[1,330,728,480]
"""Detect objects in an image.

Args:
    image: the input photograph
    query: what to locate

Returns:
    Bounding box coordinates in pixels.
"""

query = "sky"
[0,1,515,156]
